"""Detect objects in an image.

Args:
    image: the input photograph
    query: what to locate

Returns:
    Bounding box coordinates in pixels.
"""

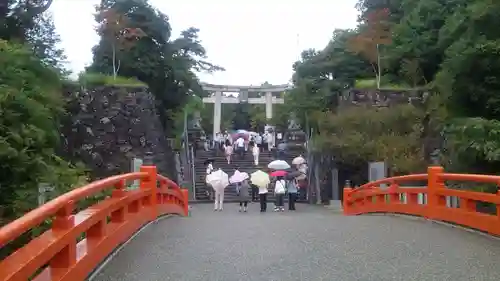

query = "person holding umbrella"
[204,159,215,200]
[234,135,246,159]
[236,179,251,212]
[206,169,229,211]
[273,175,287,212]
[250,170,270,212]
[230,168,250,212]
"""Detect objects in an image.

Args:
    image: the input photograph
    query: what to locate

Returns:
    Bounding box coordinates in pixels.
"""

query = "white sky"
[49,0,358,85]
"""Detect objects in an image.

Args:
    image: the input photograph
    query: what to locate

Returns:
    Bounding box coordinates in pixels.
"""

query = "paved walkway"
[93,203,500,281]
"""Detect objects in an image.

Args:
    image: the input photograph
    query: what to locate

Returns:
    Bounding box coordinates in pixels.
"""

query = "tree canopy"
[88,0,224,133]
[287,0,500,176]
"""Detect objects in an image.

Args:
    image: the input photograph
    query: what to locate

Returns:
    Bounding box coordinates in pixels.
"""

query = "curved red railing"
[0,166,188,281]
[343,166,500,235]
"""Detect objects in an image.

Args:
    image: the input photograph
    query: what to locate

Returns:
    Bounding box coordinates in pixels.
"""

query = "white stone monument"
[38,183,55,206]
[368,161,387,187]
[129,157,143,190]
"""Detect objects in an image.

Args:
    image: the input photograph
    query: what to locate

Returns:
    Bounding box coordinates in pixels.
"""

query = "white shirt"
[298,163,308,174]
[266,133,273,143]
[255,135,262,144]
[206,164,213,175]
[258,185,268,194]
[274,180,286,194]
[252,145,259,155]
[235,137,245,147]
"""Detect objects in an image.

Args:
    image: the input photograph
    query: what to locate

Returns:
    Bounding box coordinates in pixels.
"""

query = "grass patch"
[78,72,147,88]
[355,78,411,90]
[355,78,377,89]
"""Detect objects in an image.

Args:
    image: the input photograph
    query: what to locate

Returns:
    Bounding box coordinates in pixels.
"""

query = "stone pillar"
[265,92,273,120]
[213,91,222,139]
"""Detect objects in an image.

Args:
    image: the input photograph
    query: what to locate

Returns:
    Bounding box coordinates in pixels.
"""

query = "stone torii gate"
[201,83,289,138]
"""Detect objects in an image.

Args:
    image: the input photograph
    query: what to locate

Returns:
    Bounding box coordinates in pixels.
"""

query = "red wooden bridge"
[1,166,500,280]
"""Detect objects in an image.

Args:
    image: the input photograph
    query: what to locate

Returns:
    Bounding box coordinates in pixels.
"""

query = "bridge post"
[181,189,189,216]
[50,200,76,280]
[427,166,444,219]
[140,165,158,220]
[342,180,353,214]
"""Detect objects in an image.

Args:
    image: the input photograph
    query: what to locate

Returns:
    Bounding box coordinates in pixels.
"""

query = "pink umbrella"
[230,171,249,184]
[270,170,287,177]
[231,133,249,140]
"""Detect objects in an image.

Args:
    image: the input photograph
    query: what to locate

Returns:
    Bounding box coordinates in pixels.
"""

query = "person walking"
[224,139,233,164]
[237,179,251,212]
[235,136,245,159]
[266,131,274,152]
[277,141,287,160]
[274,176,286,212]
[258,182,268,212]
[287,178,298,211]
[252,143,260,166]
[213,169,225,211]
[255,133,263,152]
[205,160,214,200]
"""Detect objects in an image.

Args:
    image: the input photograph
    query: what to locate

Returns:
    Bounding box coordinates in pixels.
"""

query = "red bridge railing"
[0,166,188,281]
[343,166,500,235]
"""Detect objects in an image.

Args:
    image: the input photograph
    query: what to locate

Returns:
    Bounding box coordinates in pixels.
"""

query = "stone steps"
[193,148,307,202]
[194,149,275,201]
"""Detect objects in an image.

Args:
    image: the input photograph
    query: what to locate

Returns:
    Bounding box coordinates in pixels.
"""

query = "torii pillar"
[213,91,222,136]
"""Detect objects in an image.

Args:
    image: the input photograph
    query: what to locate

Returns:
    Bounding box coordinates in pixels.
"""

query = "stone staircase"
[194,148,307,202]
[194,148,276,201]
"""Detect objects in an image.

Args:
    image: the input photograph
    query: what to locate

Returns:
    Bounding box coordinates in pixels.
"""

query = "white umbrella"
[268,160,290,170]
[250,170,270,188]
[206,169,229,190]
[230,170,249,184]
[292,155,306,165]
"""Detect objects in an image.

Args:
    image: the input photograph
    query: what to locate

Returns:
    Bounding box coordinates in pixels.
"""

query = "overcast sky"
[49,0,358,85]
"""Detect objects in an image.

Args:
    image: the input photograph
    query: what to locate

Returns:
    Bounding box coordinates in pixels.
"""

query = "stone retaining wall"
[59,86,174,180]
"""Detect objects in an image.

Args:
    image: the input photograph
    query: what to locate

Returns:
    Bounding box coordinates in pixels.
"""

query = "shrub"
[78,72,146,88]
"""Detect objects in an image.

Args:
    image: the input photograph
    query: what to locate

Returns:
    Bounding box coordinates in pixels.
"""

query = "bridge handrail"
[343,166,500,236]
[350,173,428,194]
[0,165,188,281]
[0,172,149,248]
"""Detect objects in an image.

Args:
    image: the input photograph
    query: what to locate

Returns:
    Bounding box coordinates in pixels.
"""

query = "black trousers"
[259,193,267,211]
[251,185,258,201]
[239,201,248,207]
[275,194,284,207]
[258,143,264,152]
[237,147,244,158]
[288,193,297,210]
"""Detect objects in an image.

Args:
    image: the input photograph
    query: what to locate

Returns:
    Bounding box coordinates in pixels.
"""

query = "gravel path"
[92,203,500,281]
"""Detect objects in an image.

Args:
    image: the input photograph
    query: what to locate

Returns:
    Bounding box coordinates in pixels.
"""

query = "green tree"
[434,0,500,174]
[25,12,67,73]
[89,0,223,133]
[313,105,425,174]
[0,40,83,225]
[0,0,54,41]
